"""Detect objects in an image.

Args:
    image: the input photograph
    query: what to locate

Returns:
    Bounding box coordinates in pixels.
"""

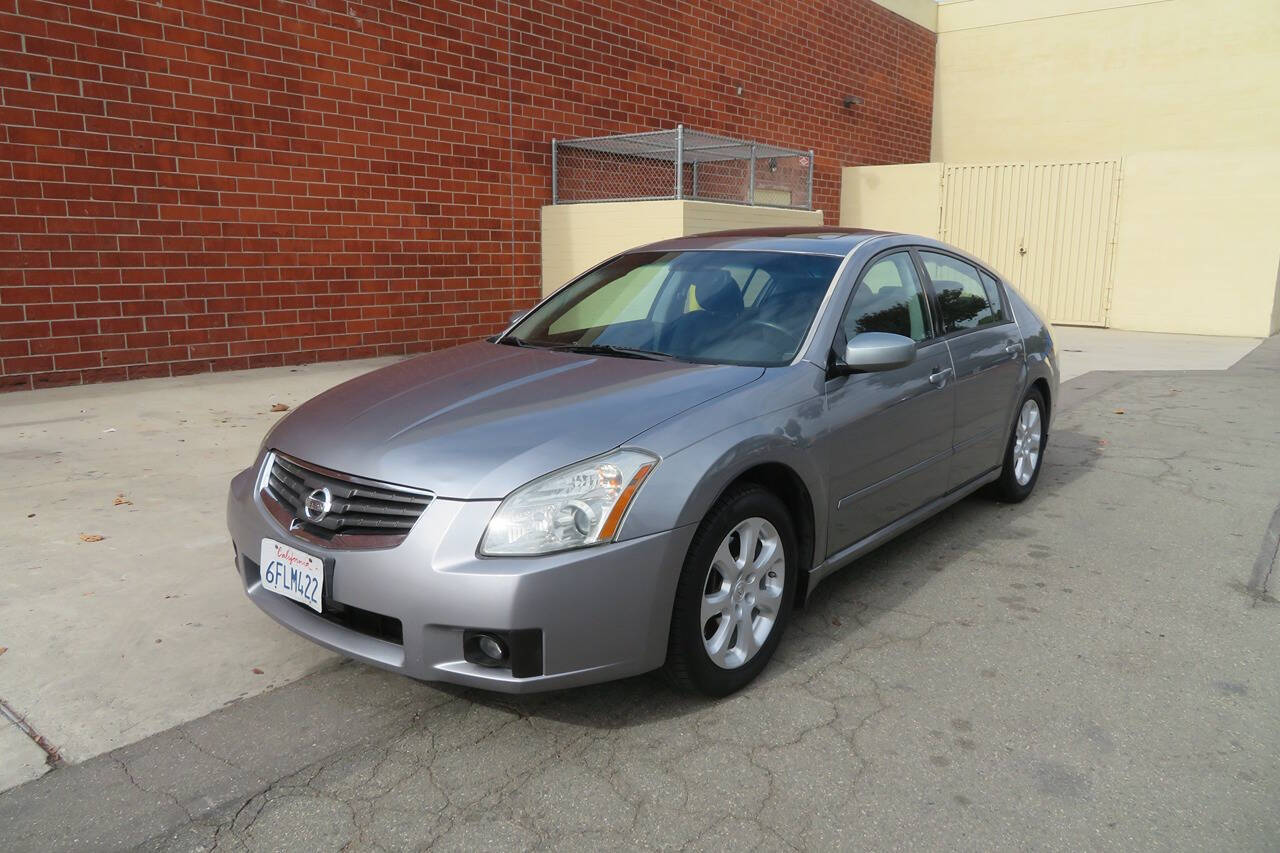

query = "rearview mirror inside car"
[834,332,917,373]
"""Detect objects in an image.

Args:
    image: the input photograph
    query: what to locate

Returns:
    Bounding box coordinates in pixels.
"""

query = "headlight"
[480,449,658,556]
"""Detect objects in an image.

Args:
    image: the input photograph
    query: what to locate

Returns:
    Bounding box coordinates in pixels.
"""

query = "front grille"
[261,452,433,548]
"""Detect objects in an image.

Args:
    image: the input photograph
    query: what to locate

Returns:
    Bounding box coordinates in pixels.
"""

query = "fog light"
[477,634,506,663]
[462,628,543,677]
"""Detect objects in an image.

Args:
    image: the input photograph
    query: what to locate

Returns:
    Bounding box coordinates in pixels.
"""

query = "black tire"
[663,484,798,697]
[991,386,1048,502]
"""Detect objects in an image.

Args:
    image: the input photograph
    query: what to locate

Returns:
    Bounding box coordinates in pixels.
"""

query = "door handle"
[929,367,953,387]
[1005,340,1024,357]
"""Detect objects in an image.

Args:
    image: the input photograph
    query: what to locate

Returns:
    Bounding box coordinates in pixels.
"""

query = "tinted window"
[550,263,666,334]
[739,268,772,308]
[684,264,773,311]
[979,270,1007,323]
[920,251,996,332]
[839,253,932,344]
[511,250,841,367]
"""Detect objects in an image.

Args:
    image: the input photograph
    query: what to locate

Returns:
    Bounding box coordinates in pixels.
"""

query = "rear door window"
[978,270,1007,323]
[740,268,773,307]
[920,251,997,333]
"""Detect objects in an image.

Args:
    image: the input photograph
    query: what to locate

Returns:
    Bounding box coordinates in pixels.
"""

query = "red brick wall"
[0,0,933,391]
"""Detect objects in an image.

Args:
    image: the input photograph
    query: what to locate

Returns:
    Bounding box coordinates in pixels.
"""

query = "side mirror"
[833,332,917,374]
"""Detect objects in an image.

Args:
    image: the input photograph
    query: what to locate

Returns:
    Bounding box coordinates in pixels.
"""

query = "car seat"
[663,270,744,351]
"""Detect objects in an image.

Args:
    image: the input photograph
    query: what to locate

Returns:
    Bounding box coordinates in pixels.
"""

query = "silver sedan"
[226,228,1058,696]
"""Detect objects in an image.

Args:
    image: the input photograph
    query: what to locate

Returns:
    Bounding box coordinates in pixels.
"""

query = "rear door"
[819,251,956,556]
[916,250,1024,489]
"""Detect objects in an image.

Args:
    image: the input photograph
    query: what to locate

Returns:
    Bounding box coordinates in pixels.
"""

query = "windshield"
[504,250,842,367]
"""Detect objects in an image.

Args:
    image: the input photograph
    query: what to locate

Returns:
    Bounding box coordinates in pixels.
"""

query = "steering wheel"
[740,319,795,350]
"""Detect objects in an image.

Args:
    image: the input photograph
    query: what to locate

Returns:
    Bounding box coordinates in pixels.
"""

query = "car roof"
[633,227,894,257]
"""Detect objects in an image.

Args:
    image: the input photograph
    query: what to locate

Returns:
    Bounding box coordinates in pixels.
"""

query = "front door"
[918,251,1024,488]
[819,251,956,557]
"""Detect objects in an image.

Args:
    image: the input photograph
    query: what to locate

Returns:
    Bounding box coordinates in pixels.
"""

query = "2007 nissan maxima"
[226,228,1058,696]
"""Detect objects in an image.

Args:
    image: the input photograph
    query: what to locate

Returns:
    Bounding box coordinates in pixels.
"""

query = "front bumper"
[226,456,696,692]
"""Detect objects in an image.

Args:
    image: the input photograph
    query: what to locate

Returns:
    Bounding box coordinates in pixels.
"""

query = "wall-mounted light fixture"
[768,157,778,173]
[843,94,864,109]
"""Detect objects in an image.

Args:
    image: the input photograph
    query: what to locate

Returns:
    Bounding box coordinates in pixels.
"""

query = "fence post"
[674,125,684,200]
[748,143,756,204]
[551,138,558,204]
[807,149,814,210]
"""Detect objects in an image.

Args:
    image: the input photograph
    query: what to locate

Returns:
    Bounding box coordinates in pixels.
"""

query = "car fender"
[619,367,831,567]
[1005,282,1060,430]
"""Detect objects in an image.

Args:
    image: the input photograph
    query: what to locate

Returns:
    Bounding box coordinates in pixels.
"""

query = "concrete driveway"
[0,358,405,788]
[1,329,1277,851]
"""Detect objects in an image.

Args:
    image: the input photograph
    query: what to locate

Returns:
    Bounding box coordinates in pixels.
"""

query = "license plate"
[259,538,324,613]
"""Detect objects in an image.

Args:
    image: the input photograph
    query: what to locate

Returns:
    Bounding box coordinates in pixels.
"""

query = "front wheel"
[663,485,797,697]
[991,387,1047,502]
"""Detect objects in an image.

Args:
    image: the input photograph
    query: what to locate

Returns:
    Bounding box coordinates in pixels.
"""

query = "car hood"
[267,341,764,499]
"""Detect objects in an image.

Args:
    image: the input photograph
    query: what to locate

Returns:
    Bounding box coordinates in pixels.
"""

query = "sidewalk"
[1053,326,1260,380]
[0,329,1265,792]
[0,358,403,789]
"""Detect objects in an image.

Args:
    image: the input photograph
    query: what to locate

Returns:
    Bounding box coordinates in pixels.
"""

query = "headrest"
[694,270,744,315]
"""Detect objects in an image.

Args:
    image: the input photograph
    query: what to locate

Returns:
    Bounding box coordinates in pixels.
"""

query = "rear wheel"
[663,485,797,696]
[991,387,1047,502]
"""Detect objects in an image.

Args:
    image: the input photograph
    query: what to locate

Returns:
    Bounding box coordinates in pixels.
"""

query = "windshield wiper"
[550,344,675,361]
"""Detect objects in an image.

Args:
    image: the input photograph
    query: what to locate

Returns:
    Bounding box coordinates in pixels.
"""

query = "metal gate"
[939,160,1122,327]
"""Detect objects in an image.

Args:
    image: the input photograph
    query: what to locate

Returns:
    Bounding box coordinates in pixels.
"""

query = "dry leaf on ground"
[0,647,7,657]
[113,493,132,506]
[79,533,106,542]
[1113,409,1126,414]
[252,667,265,675]
[270,403,290,412]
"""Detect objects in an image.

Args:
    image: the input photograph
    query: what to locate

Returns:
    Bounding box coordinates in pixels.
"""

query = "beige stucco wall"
[932,0,1280,162]
[1108,151,1280,338]
[541,202,683,297]
[839,156,1280,337]
[540,201,825,295]
[839,163,942,240]
[868,0,938,31]
[889,0,1280,337]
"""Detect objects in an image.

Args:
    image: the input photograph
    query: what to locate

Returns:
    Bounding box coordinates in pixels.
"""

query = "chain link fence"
[552,126,813,210]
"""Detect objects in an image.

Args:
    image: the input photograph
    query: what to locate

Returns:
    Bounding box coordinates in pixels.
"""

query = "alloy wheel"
[1013,398,1042,486]
[700,516,786,669]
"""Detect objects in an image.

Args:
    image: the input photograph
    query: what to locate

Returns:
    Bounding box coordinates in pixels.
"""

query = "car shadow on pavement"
[430,428,1102,729]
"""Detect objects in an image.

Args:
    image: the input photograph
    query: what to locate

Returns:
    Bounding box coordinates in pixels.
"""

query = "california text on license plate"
[259,538,324,613]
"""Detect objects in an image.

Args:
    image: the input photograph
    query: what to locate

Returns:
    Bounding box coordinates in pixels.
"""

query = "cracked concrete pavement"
[2,332,1278,851]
